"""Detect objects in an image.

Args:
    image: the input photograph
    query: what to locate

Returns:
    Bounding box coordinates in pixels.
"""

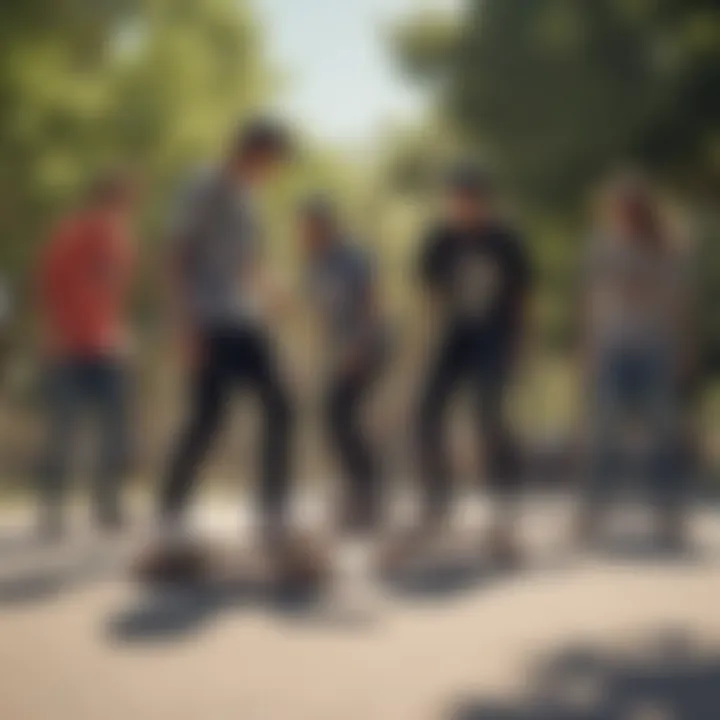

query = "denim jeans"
[586,343,685,513]
[38,357,129,529]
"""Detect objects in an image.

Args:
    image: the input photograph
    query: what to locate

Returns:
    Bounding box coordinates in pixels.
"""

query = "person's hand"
[339,343,367,378]
[177,327,204,370]
[264,282,293,321]
[243,271,292,323]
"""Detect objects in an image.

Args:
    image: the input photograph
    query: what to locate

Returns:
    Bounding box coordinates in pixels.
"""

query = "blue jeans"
[586,344,685,513]
[38,357,130,529]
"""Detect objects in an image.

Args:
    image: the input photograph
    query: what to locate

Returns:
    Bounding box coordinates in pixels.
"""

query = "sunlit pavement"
[0,493,719,720]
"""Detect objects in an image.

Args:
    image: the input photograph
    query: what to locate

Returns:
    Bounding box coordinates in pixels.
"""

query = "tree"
[394,0,720,204]
[0,0,272,315]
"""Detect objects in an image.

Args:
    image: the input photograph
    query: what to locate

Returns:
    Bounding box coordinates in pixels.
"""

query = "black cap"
[445,161,495,197]
[233,116,293,159]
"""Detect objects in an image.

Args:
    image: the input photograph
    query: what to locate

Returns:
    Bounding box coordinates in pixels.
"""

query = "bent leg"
[242,332,294,530]
[159,351,227,524]
[326,365,381,532]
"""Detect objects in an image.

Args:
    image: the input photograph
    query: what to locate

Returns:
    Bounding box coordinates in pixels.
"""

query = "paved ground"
[1,495,719,720]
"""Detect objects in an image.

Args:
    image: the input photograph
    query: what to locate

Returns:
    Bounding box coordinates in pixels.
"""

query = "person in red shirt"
[37,172,137,538]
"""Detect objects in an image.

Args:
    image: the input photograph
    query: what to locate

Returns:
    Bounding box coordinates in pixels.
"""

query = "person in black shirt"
[415,164,531,561]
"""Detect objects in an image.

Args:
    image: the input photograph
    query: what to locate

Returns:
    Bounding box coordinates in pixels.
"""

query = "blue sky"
[254,0,460,149]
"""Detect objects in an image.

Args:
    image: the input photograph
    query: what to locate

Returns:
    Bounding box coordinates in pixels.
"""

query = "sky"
[254,0,461,150]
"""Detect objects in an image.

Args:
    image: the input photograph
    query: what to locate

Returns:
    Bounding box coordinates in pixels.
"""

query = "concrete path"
[1,496,719,720]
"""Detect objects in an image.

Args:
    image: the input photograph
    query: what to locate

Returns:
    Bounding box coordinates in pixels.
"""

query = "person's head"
[443,162,496,229]
[85,170,136,223]
[229,116,293,186]
[297,195,339,255]
[597,172,666,251]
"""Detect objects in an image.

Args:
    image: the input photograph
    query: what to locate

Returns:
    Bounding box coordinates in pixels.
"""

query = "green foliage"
[394,0,720,203]
[391,10,458,83]
[392,0,720,368]
[0,0,272,299]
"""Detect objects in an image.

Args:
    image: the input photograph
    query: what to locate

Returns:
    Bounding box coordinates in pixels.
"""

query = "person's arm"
[118,231,137,303]
[165,178,207,366]
[416,226,447,351]
[506,232,533,367]
[244,249,292,322]
[578,240,600,399]
[166,236,199,365]
[675,246,698,396]
[111,229,138,357]
[339,248,381,374]
[236,207,294,323]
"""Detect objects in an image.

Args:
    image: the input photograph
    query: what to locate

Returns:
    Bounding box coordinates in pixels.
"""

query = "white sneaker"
[327,536,378,623]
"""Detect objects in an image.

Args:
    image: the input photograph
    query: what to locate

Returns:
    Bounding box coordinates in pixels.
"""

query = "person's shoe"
[264,529,329,593]
[485,525,522,569]
[377,517,446,575]
[326,535,379,624]
[132,535,208,585]
[656,512,689,554]
[338,497,379,536]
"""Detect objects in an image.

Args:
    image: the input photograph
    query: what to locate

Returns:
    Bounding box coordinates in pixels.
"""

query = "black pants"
[160,326,293,525]
[417,330,519,523]
[325,354,384,532]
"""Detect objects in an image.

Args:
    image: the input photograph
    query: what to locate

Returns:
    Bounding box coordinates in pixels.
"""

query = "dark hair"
[86,170,133,206]
[232,116,293,160]
[602,173,668,252]
[445,161,496,198]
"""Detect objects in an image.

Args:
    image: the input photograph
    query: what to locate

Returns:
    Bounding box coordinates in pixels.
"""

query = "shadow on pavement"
[0,528,709,611]
[0,535,132,606]
[592,533,710,564]
[380,551,516,599]
[451,629,720,719]
[106,579,325,642]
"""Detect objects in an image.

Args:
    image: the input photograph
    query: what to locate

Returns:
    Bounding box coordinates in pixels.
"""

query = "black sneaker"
[265,530,329,593]
[132,540,209,586]
[485,525,522,569]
